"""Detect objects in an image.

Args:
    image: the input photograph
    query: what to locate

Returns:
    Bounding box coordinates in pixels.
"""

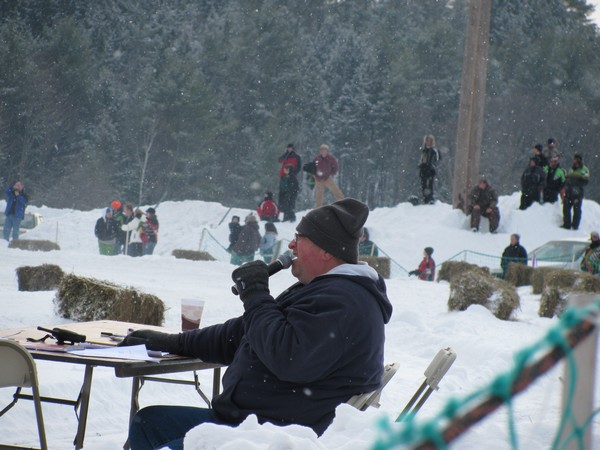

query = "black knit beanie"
[296,198,369,264]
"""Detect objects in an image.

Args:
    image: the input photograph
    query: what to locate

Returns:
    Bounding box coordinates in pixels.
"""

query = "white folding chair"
[0,339,48,450]
[347,362,400,411]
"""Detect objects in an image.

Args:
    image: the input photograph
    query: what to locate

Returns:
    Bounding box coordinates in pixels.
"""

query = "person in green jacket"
[359,227,379,257]
[581,231,600,275]
[562,153,590,230]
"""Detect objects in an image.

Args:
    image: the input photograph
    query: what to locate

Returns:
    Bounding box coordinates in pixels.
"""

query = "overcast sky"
[589,0,600,25]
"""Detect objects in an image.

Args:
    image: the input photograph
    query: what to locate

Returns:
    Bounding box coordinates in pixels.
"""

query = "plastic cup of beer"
[181,299,205,331]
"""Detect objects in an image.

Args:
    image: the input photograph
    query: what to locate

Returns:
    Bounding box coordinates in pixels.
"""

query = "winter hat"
[111,200,122,210]
[245,214,257,224]
[146,207,156,214]
[590,231,599,241]
[574,153,583,162]
[105,207,112,217]
[534,144,543,152]
[548,137,557,146]
[296,198,369,264]
[479,175,488,184]
[424,247,434,256]
[287,143,295,149]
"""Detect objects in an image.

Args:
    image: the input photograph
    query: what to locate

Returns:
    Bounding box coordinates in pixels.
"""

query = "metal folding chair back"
[0,339,48,450]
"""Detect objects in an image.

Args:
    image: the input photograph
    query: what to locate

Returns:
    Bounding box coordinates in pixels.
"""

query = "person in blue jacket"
[120,198,393,449]
[3,181,29,241]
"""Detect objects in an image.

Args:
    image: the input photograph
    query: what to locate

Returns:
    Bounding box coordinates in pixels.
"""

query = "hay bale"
[504,263,534,287]
[172,249,216,261]
[8,239,60,252]
[538,270,600,318]
[359,256,391,279]
[54,274,165,325]
[448,271,520,320]
[16,264,65,291]
[531,267,562,294]
[438,260,490,283]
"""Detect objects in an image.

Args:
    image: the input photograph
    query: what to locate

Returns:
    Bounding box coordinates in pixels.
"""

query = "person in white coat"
[121,208,144,257]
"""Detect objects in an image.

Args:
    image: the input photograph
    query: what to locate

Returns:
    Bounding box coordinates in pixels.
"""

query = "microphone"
[231,254,296,295]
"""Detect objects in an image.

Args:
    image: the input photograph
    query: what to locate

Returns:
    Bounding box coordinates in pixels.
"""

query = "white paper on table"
[67,344,165,362]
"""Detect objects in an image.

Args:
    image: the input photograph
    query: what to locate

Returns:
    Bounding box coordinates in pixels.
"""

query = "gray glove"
[118,329,182,354]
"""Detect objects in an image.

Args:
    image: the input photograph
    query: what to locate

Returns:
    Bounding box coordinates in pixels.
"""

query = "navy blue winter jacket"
[179,263,393,435]
[4,185,28,219]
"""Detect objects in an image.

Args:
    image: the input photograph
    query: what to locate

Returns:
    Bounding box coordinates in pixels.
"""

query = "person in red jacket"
[313,144,345,207]
[278,143,302,179]
[256,192,280,222]
[409,247,436,281]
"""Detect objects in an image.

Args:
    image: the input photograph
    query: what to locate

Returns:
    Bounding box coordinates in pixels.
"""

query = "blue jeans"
[129,406,230,450]
[3,214,22,241]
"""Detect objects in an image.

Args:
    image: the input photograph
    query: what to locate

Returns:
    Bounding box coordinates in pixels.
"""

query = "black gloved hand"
[231,260,270,301]
[118,329,182,354]
[408,270,421,277]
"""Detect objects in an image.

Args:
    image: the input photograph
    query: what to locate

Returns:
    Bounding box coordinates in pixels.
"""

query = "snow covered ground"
[0,194,599,449]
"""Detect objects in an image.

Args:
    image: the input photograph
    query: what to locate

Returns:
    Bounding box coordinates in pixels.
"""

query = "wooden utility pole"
[452,0,493,212]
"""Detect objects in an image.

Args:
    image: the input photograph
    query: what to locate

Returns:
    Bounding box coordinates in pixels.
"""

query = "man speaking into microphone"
[122,198,393,450]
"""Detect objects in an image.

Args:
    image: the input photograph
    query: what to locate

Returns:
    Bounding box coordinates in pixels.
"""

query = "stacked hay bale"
[359,256,391,279]
[531,267,563,294]
[448,270,520,320]
[16,264,65,291]
[172,249,216,261]
[504,263,534,287]
[8,239,60,251]
[438,260,490,283]
[538,270,600,318]
[54,274,165,325]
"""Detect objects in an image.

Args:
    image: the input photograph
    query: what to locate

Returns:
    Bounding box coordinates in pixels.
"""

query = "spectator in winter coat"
[142,207,159,255]
[259,222,278,263]
[121,208,144,257]
[314,144,345,208]
[409,247,436,281]
[543,155,566,204]
[467,176,500,233]
[227,216,242,252]
[256,192,279,222]
[500,234,528,277]
[3,181,29,241]
[519,157,546,210]
[111,200,127,254]
[278,164,299,222]
[94,208,119,255]
[121,198,392,448]
[230,214,261,266]
[418,135,441,205]
[562,153,590,230]
[278,143,302,179]
[532,144,548,170]
[358,227,379,257]
[580,231,600,275]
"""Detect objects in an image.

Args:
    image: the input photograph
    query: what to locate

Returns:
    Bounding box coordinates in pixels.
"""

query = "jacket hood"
[322,262,393,323]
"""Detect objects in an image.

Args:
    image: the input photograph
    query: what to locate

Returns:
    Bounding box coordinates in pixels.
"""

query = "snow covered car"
[529,238,589,270]
[0,212,43,234]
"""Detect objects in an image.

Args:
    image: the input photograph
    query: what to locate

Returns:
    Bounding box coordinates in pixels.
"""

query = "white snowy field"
[0,194,599,449]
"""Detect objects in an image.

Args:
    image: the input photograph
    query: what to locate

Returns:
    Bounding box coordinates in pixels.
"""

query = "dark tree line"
[0,0,599,210]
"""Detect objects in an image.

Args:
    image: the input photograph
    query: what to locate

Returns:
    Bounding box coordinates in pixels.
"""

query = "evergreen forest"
[1,0,599,210]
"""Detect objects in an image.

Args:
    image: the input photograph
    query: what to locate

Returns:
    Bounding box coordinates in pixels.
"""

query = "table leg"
[123,376,141,450]
[74,365,94,450]
[212,367,221,398]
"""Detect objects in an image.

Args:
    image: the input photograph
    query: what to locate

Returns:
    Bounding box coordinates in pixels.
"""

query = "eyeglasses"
[294,233,307,242]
